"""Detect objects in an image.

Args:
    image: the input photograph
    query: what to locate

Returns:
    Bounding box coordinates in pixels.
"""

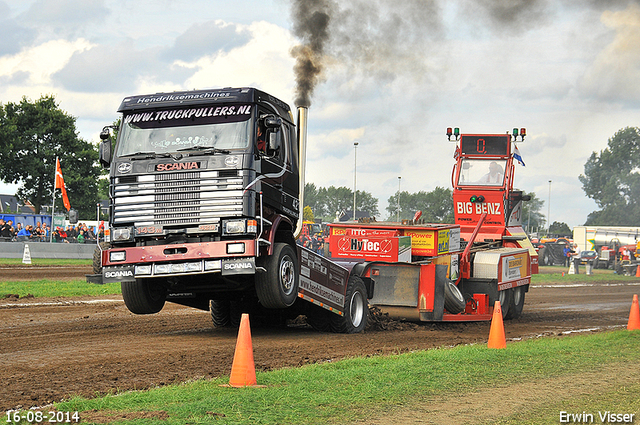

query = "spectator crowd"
[0,218,103,243]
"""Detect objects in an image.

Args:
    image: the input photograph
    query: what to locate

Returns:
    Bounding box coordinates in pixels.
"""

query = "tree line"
[0,95,636,228]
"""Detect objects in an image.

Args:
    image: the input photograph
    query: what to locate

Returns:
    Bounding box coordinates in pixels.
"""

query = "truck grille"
[112,170,244,226]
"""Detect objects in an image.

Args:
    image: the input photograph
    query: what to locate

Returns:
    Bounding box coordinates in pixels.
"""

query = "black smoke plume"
[290,0,334,107]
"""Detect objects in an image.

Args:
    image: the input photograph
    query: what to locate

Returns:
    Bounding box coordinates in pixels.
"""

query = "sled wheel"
[121,278,166,314]
[505,286,526,320]
[330,276,368,334]
[444,280,466,314]
[210,300,231,328]
[256,243,299,309]
[497,288,512,319]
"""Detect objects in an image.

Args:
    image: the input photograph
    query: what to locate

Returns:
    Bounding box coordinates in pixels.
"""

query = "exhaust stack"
[294,106,308,239]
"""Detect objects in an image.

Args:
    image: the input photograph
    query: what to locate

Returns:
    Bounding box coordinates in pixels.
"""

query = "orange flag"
[55,158,71,211]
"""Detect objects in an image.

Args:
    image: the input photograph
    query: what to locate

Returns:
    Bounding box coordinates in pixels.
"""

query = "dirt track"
[1,266,639,411]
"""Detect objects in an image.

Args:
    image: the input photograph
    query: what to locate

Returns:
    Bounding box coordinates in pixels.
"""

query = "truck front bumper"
[102,240,257,283]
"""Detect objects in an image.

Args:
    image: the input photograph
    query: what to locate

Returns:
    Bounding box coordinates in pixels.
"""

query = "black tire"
[121,278,166,314]
[305,304,333,332]
[330,276,368,334]
[256,243,299,309]
[497,288,512,320]
[444,280,466,314]
[210,300,231,328]
[505,286,526,320]
[538,247,548,266]
[92,242,110,274]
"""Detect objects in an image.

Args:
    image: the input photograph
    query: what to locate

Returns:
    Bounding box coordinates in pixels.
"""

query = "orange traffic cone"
[636,265,640,278]
[228,313,258,387]
[627,294,640,331]
[487,301,507,349]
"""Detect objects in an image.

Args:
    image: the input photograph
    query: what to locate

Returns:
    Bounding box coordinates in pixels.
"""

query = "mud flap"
[102,266,135,283]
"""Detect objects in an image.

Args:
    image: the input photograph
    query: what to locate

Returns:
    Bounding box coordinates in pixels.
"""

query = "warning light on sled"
[447,127,460,141]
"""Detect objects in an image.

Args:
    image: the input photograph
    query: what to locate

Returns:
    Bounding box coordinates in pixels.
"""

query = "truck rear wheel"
[256,243,299,309]
[444,280,466,314]
[505,286,526,320]
[330,276,368,334]
[121,278,166,314]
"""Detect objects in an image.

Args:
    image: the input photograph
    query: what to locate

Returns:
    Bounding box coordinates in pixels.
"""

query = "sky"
[1,0,639,229]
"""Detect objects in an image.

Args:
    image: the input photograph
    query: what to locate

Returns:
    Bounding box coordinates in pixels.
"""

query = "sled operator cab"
[449,127,538,273]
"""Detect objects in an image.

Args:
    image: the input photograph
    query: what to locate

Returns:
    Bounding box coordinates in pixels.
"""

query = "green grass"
[0,258,91,266]
[532,265,639,284]
[0,279,120,298]
[46,331,640,425]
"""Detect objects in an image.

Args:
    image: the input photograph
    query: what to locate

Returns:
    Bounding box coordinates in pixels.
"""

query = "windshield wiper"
[177,146,231,156]
[120,151,157,159]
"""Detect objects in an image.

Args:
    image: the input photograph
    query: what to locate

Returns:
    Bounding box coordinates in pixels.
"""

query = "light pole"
[397,176,401,222]
[353,142,358,221]
[547,180,552,236]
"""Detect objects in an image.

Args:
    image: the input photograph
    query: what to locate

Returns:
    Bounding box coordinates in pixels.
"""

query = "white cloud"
[0,39,93,86]
[185,21,296,101]
[580,3,640,105]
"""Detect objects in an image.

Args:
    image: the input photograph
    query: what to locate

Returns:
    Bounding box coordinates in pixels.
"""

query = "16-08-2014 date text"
[5,411,80,423]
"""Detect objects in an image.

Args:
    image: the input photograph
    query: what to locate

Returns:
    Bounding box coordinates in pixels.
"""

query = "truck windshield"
[457,159,506,186]
[116,105,253,157]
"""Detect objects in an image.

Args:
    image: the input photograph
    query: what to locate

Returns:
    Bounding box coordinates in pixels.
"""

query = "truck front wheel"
[121,278,166,314]
[256,243,299,309]
[330,276,368,334]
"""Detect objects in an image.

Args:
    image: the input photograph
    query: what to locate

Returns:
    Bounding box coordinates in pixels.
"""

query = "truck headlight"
[224,220,246,234]
[110,251,126,262]
[223,219,258,235]
[135,265,152,275]
[112,227,134,242]
[227,242,245,254]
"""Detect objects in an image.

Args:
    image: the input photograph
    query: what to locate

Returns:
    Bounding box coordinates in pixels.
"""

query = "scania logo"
[117,162,132,174]
[225,156,239,167]
[156,162,200,172]
[224,262,253,270]
[105,270,133,278]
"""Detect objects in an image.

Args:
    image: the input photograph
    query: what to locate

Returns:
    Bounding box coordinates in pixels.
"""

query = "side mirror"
[268,129,281,151]
[99,126,112,167]
[99,139,112,167]
[100,128,111,140]
[263,115,282,129]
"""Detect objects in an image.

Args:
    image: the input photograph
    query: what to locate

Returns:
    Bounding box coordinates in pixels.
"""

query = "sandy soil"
[1,266,639,412]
